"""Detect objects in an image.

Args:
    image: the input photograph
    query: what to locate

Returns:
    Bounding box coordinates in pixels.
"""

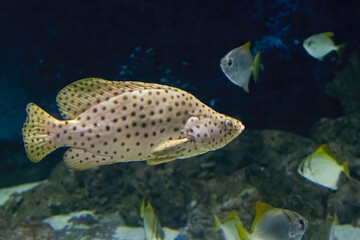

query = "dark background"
[0,0,359,187]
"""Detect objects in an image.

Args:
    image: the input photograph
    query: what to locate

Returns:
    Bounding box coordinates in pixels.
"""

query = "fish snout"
[237,121,245,134]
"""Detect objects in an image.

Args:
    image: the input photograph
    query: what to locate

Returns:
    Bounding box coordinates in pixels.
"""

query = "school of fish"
[21,30,354,240]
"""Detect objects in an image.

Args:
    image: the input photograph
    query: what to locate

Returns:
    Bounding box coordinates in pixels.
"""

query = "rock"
[326,51,360,114]
[0,126,359,239]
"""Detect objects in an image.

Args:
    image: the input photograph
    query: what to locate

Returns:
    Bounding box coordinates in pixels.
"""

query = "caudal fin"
[252,52,261,82]
[342,160,350,179]
[22,103,58,163]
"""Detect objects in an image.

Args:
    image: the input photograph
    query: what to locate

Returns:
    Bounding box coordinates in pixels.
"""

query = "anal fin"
[63,148,116,171]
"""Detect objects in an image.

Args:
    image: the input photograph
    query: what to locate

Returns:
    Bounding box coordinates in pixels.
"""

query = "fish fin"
[252,52,261,82]
[140,199,145,218]
[22,103,59,163]
[63,148,115,170]
[214,211,243,231]
[213,214,221,231]
[242,41,251,53]
[325,212,339,239]
[342,160,350,179]
[316,144,339,162]
[317,144,332,155]
[323,32,335,39]
[334,213,339,225]
[251,201,274,231]
[243,81,250,93]
[56,78,174,120]
[151,138,189,156]
[140,199,154,217]
[146,157,177,165]
[335,43,346,59]
[236,224,250,240]
[224,210,241,222]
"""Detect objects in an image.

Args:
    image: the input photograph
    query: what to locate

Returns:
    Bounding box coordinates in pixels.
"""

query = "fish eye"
[227,58,233,67]
[225,119,233,129]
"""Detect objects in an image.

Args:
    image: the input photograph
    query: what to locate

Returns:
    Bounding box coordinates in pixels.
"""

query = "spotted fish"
[22,78,245,170]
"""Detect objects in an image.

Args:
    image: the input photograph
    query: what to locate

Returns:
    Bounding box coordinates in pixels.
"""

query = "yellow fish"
[140,200,164,240]
[22,78,245,170]
[237,201,308,240]
[214,211,243,240]
[297,144,350,190]
[303,32,342,61]
[220,42,261,93]
[323,213,338,240]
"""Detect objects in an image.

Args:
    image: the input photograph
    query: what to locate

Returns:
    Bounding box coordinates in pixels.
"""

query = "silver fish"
[237,201,308,240]
[220,42,261,93]
[303,32,342,61]
[297,144,350,190]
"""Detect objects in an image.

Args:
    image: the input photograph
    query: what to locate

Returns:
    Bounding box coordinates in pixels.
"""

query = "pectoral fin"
[146,157,177,165]
[151,138,189,156]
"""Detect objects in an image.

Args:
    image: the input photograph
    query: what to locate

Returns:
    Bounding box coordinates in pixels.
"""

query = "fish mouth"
[238,122,245,134]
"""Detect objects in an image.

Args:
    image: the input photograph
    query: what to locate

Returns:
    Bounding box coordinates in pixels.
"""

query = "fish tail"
[252,52,261,82]
[334,43,346,61]
[22,103,59,163]
[342,160,350,179]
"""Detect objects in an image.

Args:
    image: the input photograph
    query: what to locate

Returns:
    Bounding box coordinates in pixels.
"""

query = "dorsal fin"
[242,41,251,53]
[56,78,169,120]
[315,144,339,164]
[251,201,274,231]
[213,214,222,231]
[323,32,334,39]
[223,210,241,223]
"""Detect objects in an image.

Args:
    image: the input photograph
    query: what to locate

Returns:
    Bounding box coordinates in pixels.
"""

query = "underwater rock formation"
[1,122,359,239]
[326,51,360,114]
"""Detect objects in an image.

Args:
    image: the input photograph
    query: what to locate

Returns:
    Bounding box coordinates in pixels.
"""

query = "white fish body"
[22,78,245,170]
[250,209,307,240]
[236,201,308,240]
[214,211,243,240]
[297,144,350,190]
[141,200,164,240]
[220,42,260,93]
[303,32,339,60]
